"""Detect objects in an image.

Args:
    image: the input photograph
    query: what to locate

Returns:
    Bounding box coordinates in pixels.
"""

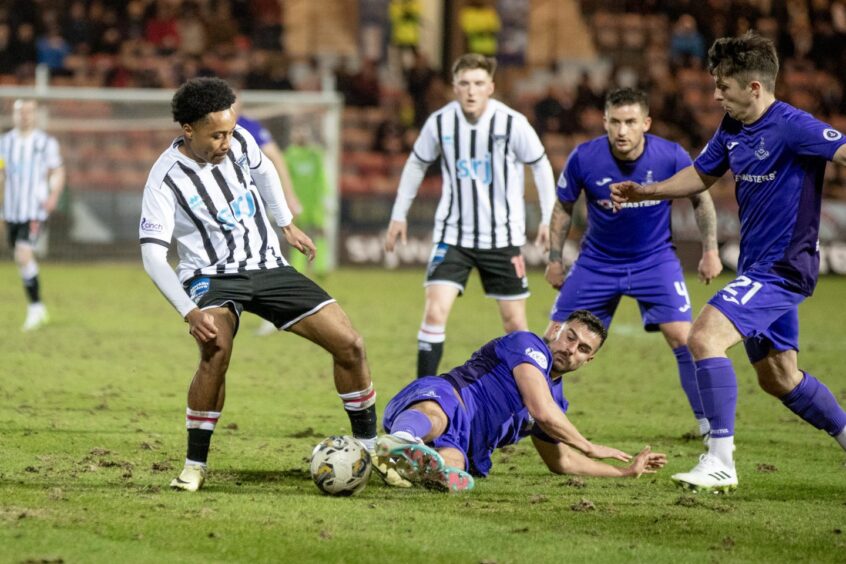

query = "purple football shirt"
[443,331,569,476]
[557,134,692,268]
[694,101,846,295]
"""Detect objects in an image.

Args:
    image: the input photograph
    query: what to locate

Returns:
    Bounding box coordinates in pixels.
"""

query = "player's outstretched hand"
[587,443,632,462]
[626,446,667,478]
[545,260,566,289]
[282,223,316,262]
[534,224,550,251]
[185,308,218,343]
[698,249,723,284]
[609,180,644,211]
[384,220,407,252]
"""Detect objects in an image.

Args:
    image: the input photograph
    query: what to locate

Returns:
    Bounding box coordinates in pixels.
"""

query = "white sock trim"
[417,323,446,344]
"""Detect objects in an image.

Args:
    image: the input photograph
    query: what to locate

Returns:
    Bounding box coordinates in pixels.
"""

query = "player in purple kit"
[374,310,667,492]
[546,88,722,440]
[612,32,846,493]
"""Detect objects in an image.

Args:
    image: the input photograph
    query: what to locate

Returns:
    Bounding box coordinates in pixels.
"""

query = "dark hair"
[452,53,496,79]
[566,309,608,348]
[605,87,649,115]
[171,77,236,125]
[707,31,778,91]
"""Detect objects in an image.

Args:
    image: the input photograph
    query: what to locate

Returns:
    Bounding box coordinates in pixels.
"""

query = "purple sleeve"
[556,147,583,203]
[784,112,846,160]
[693,127,729,177]
[495,332,552,374]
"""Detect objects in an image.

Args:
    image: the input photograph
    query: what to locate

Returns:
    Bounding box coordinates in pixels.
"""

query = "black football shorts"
[425,243,529,299]
[184,266,335,332]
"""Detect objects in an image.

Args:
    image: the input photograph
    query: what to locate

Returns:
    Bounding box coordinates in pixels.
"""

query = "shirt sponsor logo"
[734,171,776,183]
[595,177,612,186]
[824,128,843,141]
[643,170,654,185]
[456,155,492,184]
[140,216,163,233]
[597,199,661,210]
[525,347,548,369]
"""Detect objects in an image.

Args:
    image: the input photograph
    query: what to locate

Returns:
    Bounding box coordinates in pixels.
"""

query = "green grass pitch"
[0,263,845,562]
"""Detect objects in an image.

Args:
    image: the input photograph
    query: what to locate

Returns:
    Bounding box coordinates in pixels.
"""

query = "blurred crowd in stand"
[1,0,846,201]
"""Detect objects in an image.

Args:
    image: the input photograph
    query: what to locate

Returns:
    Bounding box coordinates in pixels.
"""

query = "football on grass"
[309,435,372,496]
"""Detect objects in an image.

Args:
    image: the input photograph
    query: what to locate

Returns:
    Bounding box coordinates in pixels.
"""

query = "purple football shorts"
[708,271,805,363]
[382,376,471,470]
[550,254,692,332]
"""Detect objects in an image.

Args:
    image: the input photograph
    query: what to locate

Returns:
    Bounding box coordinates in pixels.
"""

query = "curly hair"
[707,31,779,91]
[171,77,237,125]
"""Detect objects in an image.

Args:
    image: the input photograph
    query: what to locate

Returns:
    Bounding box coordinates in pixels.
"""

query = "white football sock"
[709,436,735,467]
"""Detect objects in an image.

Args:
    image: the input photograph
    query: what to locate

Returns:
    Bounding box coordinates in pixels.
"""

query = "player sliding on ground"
[611,32,846,493]
[374,310,667,492]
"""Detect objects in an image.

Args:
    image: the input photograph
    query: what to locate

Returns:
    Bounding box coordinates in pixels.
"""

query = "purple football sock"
[695,357,738,438]
[781,372,846,436]
[389,409,433,441]
[674,345,705,420]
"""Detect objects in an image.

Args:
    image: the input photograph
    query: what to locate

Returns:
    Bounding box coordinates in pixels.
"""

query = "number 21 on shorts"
[720,275,763,305]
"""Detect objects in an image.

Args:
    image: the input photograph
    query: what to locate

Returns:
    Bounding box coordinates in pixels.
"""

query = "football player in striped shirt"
[612,32,846,493]
[0,99,65,331]
[385,53,556,379]
[139,78,377,492]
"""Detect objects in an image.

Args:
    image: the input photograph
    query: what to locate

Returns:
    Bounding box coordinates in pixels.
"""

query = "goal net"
[0,87,342,268]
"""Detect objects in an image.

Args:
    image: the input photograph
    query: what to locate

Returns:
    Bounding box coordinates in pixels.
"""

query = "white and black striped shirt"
[392,99,554,249]
[0,129,63,222]
[139,125,291,283]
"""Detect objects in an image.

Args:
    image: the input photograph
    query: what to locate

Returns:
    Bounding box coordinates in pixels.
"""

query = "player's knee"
[686,329,710,360]
[332,330,367,368]
[199,337,233,372]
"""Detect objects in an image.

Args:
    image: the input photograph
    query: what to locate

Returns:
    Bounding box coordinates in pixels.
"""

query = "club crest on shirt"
[524,347,548,369]
[236,153,249,172]
[823,128,843,141]
[755,137,770,160]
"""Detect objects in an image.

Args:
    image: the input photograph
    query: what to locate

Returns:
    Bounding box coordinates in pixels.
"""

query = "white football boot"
[22,303,48,332]
[671,453,738,494]
[170,464,207,492]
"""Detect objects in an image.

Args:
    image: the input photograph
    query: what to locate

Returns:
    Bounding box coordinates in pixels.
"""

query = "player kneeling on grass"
[139,78,378,492]
[374,310,666,492]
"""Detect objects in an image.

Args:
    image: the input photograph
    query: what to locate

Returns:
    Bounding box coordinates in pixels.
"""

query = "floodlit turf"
[1,263,845,563]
